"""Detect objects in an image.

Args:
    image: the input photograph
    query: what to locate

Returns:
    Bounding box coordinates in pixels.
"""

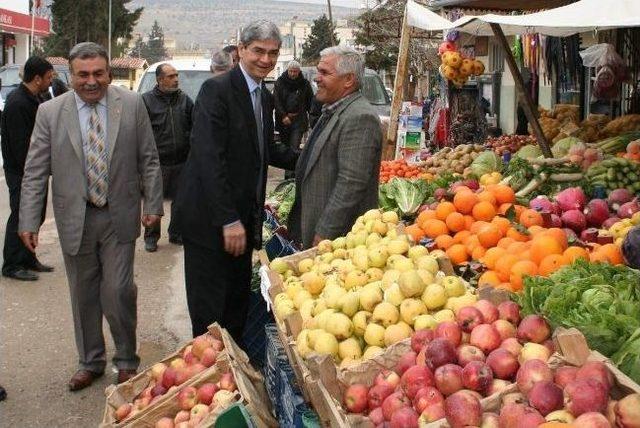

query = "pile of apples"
[114,334,224,423]
[269,209,478,366]
[153,372,238,428]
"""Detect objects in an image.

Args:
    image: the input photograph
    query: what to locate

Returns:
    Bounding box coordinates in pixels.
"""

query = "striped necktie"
[85,104,108,207]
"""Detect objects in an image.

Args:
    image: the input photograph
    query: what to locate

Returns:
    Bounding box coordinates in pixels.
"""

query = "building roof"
[46,57,69,66]
[110,57,148,70]
[427,0,574,11]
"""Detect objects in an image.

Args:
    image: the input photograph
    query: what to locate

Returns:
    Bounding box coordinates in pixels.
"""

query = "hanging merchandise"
[580,43,631,101]
[545,35,583,100]
[438,41,485,88]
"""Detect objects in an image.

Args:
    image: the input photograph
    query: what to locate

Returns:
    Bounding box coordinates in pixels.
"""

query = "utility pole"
[327,0,335,46]
[108,0,112,60]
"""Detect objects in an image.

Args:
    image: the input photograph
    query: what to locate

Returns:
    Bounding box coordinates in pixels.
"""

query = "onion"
[530,196,555,213]
[555,187,587,212]
[607,189,633,211]
[584,199,611,228]
[602,217,621,229]
[617,199,640,219]
[561,209,587,233]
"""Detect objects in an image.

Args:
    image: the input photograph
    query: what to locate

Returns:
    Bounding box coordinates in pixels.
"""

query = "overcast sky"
[274,0,364,9]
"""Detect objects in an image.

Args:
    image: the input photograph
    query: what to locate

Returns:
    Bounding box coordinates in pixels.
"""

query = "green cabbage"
[515,144,542,159]
[470,151,502,178]
[551,137,584,158]
[379,178,429,219]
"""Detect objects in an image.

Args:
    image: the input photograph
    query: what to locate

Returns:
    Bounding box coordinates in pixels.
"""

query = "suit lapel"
[62,93,84,164]
[106,86,122,165]
[302,93,363,182]
[230,67,259,157]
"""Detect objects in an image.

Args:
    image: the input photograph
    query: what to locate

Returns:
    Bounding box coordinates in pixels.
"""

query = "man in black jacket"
[175,20,298,342]
[142,64,194,251]
[1,56,54,281]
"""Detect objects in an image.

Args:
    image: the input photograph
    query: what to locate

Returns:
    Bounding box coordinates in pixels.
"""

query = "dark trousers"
[281,122,306,179]
[183,230,254,346]
[2,171,43,274]
[144,163,183,243]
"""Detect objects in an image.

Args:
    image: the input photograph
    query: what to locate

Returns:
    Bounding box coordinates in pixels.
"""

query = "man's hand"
[141,215,161,228]
[223,222,246,257]
[282,116,292,126]
[19,232,39,253]
[312,234,324,247]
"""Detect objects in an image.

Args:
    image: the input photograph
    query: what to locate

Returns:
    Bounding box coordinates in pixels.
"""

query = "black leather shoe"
[169,235,183,245]
[144,240,158,252]
[28,260,54,272]
[3,269,38,281]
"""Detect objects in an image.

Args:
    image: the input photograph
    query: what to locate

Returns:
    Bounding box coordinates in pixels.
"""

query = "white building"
[0,0,50,65]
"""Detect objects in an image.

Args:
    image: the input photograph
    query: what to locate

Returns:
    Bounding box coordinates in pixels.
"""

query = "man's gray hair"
[69,42,109,70]
[320,46,364,87]
[211,50,233,73]
[240,20,282,47]
[287,60,301,70]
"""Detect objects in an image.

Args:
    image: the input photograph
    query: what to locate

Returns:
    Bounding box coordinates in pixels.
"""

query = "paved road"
[0,167,285,427]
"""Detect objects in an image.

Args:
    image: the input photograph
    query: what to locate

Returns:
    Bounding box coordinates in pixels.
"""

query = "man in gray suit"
[288,46,382,249]
[18,42,163,391]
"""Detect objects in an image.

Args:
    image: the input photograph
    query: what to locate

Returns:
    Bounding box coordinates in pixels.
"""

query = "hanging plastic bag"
[580,43,630,100]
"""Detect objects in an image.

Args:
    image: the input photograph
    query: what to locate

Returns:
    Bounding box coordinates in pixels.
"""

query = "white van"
[136,59,212,101]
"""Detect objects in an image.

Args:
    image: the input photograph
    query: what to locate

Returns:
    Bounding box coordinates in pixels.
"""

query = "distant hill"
[128,0,358,50]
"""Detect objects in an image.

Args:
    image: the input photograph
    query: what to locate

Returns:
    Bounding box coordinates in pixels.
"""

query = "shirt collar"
[321,91,359,116]
[74,91,107,111]
[239,62,261,94]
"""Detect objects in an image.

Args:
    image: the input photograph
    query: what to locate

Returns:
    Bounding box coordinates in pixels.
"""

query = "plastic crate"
[264,232,298,260]
[241,290,274,368]
[214,403,256,428]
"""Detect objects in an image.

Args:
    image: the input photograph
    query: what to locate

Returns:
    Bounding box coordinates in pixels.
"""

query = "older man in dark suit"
[288,46,382,249]
[175,21,297,343]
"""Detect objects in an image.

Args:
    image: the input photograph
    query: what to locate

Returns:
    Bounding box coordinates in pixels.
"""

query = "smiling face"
[70,56,110,104]
[314,54,357,105]
[238,39,280,81]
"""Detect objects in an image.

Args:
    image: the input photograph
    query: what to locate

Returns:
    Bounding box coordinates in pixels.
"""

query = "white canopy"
[406,0,456,31]
[406,0,640,37]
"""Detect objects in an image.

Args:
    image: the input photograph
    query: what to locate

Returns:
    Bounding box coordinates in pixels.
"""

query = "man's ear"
[344,73,357,91]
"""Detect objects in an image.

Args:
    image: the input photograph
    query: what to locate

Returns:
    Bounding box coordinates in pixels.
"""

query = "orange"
[497,237,515,249]
[539,254,569,276]
[422,219,449,239]
[477,190,497,205]
[507,227,529,242]
[472,245,487,260]
[445,212,466,233]
[417,210,437,228]
[470,221,490,235]
[507,241,528,255]
[491,217,511,235]
[564,246,589,263]
[452,185,471,194]
[478,270,501,288]
[542,228,568,250]
[527,225,545,236]
[520,250,531,260]
[491,184,516,205]
[495,254,519,282]
[482,247,507,269]
[465,235,481,255]
[435,235,454,250]
[446,244,469,265]
[509,260,538,291]
[435,201,457,221]
[463,215,475,231]
[453,230,472,245]
[519,209,544,228]
[477,224,502,248]
[498,203,514,215]
[405,224,426,243]
[530,235,564,265]
[453,191,479,214]
[590,244,624,265]
[472,201,497,222]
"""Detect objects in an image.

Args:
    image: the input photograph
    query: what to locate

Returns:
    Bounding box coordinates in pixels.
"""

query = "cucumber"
[634,182,640,191]
[607,168,616,180]
[629,172,638,181]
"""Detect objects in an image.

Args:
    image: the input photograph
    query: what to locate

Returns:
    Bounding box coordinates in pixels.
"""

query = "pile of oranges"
[404,184,624,292]
[379,159,433,183]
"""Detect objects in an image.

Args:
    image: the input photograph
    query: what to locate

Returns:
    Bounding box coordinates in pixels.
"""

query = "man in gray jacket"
[142,63,194,251]
[288,46,382,249]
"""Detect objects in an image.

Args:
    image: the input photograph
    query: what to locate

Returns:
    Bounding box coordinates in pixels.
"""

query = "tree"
[44,0,143,58]
[140,20,167,64]
[301,14,339,65]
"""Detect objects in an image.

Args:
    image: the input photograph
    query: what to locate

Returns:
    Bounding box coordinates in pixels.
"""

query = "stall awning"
[406,0,455,31]
[0,8,50,37]
[427,0,574,11]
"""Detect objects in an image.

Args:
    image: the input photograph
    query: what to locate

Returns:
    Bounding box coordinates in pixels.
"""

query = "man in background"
[141,63,194,251]
[210,50,233,75]
[222,45,239,67]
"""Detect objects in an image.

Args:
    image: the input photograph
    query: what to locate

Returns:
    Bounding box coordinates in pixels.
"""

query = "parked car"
[0,63,71,110]
[137,59,213,102]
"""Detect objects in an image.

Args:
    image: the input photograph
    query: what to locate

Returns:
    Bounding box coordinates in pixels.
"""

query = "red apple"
[401,365,435,399]
[486,348,519,380]
[573,412,612,428]
[492,319,516,340]
[615,393,640,428]
[418,402,445,423]
[189,363,207,378]
[456,306,484,333]
[576,361,613,393]
[151,383,168,397]
[515,359,553,394]
[368,384,394,409]
[486,379,511,396]
[444,390,482,427]
[565,378,609,416]
[516,315,551,344]
[527,381,563,416]
[413,386,444,413]
[182,345,193,359]
[173,410,190,424]
[497,301,521,325]
[151,362,167,382]
[501,392,526,406]
[456,344,485,367]
[481,412,500,428]
[344,384,369,414]
[500,337,523,357]
[390,406,419,428]
[375,369,400,390]
[470,324,501,354]
[218,372,236,391]
[519,407,546,428]
[161,367,177,389]
[200,347,218,368]
[474,299,499,323]
[170,358,187,370]
[192,335,212,359]
[196,383,218,405]
[426,338,457,370]
[177,386,198,410]
[368,407,384,425]
[411,329,434,353]
[554,365,578,388]
[115,403,132,422]
[395,351,417,375]
[434,364,464,396]
[462,361,493,393]
[155,417,175,428]
[174,368,190,386]
[183,351,199,366]
[499,403,526,428]
[434,321,462,347]
[190,403,210,425]
[382,392,411,421]
[543,338,556,354]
